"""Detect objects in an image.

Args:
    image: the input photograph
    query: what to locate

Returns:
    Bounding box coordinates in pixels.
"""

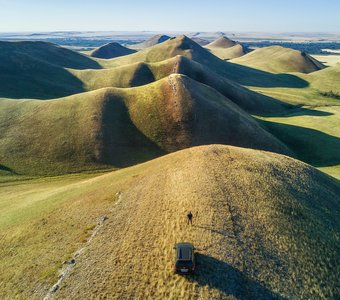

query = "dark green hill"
[0,41,100,99]
[129,34,171,49]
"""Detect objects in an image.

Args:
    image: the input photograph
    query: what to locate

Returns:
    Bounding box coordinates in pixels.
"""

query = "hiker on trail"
[187,211,193,225]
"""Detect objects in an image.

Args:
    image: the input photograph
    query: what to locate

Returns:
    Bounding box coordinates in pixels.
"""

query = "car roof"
[175,243,194,260]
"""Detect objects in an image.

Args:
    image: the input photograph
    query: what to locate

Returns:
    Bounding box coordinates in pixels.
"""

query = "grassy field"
[0,145,338,299]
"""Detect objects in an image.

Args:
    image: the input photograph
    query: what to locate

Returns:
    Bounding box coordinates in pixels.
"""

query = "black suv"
[173,242,195,274]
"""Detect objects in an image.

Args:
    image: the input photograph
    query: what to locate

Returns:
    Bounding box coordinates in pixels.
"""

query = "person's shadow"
[187,253,285,300]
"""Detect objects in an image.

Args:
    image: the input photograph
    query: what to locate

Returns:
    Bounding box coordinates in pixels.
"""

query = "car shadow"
[187,253,284,299]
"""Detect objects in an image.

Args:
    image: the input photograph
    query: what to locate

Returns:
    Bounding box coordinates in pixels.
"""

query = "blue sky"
[0,0,339,32]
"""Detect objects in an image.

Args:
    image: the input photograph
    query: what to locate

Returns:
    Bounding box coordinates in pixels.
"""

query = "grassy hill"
[231,46,325,74]
[206,36,237,48]
[0,41,101,99]
[205,37,245,60]
[90,42,136,59]
[0,75,290,176]
[1,145,338,299]
[98,36,310,89]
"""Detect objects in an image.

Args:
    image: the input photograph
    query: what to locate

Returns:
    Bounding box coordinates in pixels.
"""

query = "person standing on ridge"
[187,211,193,225]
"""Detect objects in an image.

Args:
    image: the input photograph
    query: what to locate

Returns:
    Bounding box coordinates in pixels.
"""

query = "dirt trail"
[44,192,123,300]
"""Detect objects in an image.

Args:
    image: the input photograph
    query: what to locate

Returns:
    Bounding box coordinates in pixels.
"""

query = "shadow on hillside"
[0,42,101,99]
[0,68,86,99]
[188,253,284,299]
[259,120,340,167]
[100,96,166,168]
[217,61,309,89]
[259,106,333,118]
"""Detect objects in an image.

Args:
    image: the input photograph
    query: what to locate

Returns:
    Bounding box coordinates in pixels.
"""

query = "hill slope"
[90,42,136,59]
[2,145,338,299]
[0,41,101,99]
[0,75,290,175]
[307,64,340,94]
[231,46,325,74]
[205,37,245,60]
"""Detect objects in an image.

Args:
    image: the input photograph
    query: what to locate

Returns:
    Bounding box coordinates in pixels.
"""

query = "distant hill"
[231,45,326,73]
[15,144,337,299]
[129,34,171,50]
[191,37,210,46]
[0,41,101,99]
[99,36,308,89]
[0,75,290,175]
[204,37,245,60]
[206,36,236,48]
[90,42,136,59]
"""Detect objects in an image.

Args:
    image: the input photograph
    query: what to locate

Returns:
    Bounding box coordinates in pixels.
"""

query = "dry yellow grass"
[1,145,338,299]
